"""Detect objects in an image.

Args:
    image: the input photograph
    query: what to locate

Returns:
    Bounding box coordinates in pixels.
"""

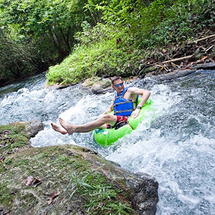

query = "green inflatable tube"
[93,98,154,146]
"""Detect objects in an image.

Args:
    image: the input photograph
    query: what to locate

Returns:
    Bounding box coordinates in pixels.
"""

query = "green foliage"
[0,0,97,85]
[47,0,215,86]
[148,0,215,47]
[46,33,143,85]
[66,170,135,214]
[91,0,214,48]
[1,0,214,86]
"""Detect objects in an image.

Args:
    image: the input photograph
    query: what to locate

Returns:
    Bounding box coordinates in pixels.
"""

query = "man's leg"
[51,123,68,135]
[59,114,117,135]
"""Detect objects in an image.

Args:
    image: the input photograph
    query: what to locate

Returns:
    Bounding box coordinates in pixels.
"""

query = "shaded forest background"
[0,0,214,87]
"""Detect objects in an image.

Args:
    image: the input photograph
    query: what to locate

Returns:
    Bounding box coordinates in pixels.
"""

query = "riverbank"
[0,121,158,214]
[46,32,215,87]
[78,62,215,95]
[44,33,215,92]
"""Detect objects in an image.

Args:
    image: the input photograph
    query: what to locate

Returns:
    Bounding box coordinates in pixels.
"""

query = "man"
[51,76,151,135]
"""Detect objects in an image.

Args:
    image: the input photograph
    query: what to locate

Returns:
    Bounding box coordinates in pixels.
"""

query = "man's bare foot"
[59,118,75,135]
[51,122,68,135]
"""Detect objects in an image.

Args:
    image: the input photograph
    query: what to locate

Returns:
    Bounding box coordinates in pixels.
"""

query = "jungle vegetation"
[0,0,214,86]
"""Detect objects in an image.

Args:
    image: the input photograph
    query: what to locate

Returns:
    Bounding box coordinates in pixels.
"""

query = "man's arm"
[128,87,151,118]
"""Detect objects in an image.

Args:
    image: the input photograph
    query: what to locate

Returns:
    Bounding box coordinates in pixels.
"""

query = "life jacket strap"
[113,100,132,107]
[114,109,134,115]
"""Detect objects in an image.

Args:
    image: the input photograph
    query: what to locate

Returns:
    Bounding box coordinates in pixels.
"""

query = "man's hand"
[132,108,140,118]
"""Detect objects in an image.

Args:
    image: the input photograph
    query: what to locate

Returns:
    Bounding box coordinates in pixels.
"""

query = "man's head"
[110,76,124,93]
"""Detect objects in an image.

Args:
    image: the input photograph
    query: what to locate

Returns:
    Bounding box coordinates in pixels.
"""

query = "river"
[0,70,215,214]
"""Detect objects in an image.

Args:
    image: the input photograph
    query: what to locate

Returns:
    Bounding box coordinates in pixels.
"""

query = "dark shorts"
[106,115,129,130]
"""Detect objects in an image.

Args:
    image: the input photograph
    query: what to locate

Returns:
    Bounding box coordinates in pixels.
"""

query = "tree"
[0,0,100,85]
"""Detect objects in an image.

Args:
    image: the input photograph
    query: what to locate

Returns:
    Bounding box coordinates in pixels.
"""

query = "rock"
[0,137,159,214]
[131,173,159,214]
[11,120,44,138]
[92,155,159,215]
[91,81,111,94]
[23,120,43,137]
[81,76,112,94]
[194,62,215,70]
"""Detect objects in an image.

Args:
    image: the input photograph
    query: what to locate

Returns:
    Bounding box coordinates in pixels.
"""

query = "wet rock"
[194,62,215,70]
[17,120,44,137]
[91,81,111,94]
[81,76,112,94]
[131,173,159,214]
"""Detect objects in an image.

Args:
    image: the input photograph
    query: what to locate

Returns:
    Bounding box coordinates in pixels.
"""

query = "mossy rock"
[0,121,43,160]
[0,144,159,214]
[0,122,158,214]
[82,76,112,94]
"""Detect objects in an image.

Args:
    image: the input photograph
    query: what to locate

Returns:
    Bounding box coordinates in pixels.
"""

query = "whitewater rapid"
[1,70,215,214]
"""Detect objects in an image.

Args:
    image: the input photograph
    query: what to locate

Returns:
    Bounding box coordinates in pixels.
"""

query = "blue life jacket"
[114,87,138,116]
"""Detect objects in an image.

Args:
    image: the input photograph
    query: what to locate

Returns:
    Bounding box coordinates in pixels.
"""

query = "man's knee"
[101,114,112,120]
[101,114,116,122]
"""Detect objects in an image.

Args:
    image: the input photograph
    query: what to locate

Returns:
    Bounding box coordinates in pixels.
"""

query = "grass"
[66,169,136,214]
[0,183,12,205]
[46,38,133,86]
[0,123,29,154]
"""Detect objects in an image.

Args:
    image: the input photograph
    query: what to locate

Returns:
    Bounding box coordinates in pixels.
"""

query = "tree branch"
[163,55,193,64]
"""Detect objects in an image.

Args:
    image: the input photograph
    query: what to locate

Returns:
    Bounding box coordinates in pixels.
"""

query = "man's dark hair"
[110,76,122,84]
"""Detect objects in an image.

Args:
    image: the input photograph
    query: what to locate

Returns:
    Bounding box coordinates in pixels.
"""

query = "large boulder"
[0,121,159,215]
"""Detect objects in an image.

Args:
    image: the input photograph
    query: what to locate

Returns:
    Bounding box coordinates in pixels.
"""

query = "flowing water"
[1,70,215,214]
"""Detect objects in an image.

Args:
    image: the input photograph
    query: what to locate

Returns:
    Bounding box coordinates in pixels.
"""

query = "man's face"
[112,79,124,93]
